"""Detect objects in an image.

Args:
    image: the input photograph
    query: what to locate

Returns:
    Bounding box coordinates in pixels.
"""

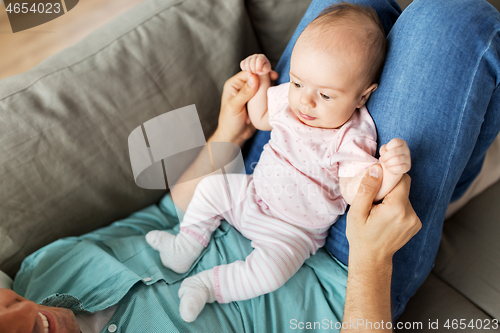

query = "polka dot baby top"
[252,82,378,228]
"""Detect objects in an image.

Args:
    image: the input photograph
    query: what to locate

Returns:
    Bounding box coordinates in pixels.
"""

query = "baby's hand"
[379,138,411,175]
[240,54,275,76]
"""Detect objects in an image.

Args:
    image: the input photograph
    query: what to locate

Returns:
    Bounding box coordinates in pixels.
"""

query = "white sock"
[145,231,204,274]
[178,269,216,322]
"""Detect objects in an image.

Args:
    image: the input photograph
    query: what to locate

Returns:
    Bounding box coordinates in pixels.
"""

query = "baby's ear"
[357,83,378,108]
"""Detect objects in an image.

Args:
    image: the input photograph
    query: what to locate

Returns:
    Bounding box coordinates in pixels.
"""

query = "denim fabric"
[242,0,500,320]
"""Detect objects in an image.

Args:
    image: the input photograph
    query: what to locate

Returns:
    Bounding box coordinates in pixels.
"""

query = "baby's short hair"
[307,2,387,85]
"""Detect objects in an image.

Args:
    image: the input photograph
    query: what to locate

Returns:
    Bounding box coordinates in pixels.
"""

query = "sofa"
[0,0,499,330]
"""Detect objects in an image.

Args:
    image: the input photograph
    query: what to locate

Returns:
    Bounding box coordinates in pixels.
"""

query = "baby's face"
[288,26,377,129]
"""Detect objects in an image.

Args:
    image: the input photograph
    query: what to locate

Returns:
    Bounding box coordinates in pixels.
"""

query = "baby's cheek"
[287,93,297,110]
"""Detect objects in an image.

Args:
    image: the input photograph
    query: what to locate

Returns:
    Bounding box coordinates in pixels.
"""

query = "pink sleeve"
[267,82,290,119]
[330,106,378,178]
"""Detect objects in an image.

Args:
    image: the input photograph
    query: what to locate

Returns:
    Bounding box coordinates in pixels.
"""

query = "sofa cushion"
[0,0,261,277]
[245,0,312,68]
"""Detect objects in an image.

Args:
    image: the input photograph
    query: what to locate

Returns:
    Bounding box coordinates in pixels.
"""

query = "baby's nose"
[299,93,315,108]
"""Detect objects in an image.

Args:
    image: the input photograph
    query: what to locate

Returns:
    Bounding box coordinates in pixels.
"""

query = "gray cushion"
[0,0,261,277]
[245,0,312,68]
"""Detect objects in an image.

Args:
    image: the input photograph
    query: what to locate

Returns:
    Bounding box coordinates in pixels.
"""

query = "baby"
[146,3,411,322]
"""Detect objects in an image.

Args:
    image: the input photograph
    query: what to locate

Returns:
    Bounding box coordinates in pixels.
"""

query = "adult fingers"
[226,73,259,109]
[223,71,251,96]
[383,173,412,206]
[349,164,383,224]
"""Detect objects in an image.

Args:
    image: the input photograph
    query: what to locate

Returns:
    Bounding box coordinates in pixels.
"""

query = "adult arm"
[170,71,259,212]
[341,165,421,332]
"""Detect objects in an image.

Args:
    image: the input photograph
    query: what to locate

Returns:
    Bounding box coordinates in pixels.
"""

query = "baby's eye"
[320,93,332,101]
[292,82,302,88]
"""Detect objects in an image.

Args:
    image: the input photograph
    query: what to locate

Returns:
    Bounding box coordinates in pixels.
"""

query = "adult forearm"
[169,130,240,212]
[342,167,419,333]
[341,254,393,332]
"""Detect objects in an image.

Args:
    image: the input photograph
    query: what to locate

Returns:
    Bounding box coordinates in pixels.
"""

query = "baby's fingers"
[379,144,387,156]
[379,146,409,163]
[240,58,251,72]
[386,163,411,174]
[240,54,268,74]
[386,138,407,150]
[240,54,272,75]
[383,155,409,167]
[249,56,258,73]
[382,155,411,173]
[254,55,271,74]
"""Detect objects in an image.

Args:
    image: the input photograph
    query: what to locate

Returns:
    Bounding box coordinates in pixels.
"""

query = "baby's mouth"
[298,111,316,120]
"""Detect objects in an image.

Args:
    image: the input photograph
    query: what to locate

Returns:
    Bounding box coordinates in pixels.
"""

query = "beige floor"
[0,0,146,80]
[398,0,500,10]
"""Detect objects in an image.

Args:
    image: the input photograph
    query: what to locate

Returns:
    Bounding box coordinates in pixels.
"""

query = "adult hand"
[214,71,260,147]
[0,289,80,333]
[346,164,422,265]
[170,71,259,212]
[342,165,420,332]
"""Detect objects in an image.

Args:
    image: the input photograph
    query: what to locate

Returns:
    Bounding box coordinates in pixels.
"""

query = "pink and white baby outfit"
[179,82,378,303]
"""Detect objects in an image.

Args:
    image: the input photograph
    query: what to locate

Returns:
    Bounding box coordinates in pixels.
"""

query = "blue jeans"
[243,0,500,320]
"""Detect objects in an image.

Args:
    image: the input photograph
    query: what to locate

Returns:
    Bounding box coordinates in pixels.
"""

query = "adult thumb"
[349,164,383,222]
[231,74,259,107]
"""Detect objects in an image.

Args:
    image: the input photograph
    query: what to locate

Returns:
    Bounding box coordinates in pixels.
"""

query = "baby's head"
[288,3,386,129]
